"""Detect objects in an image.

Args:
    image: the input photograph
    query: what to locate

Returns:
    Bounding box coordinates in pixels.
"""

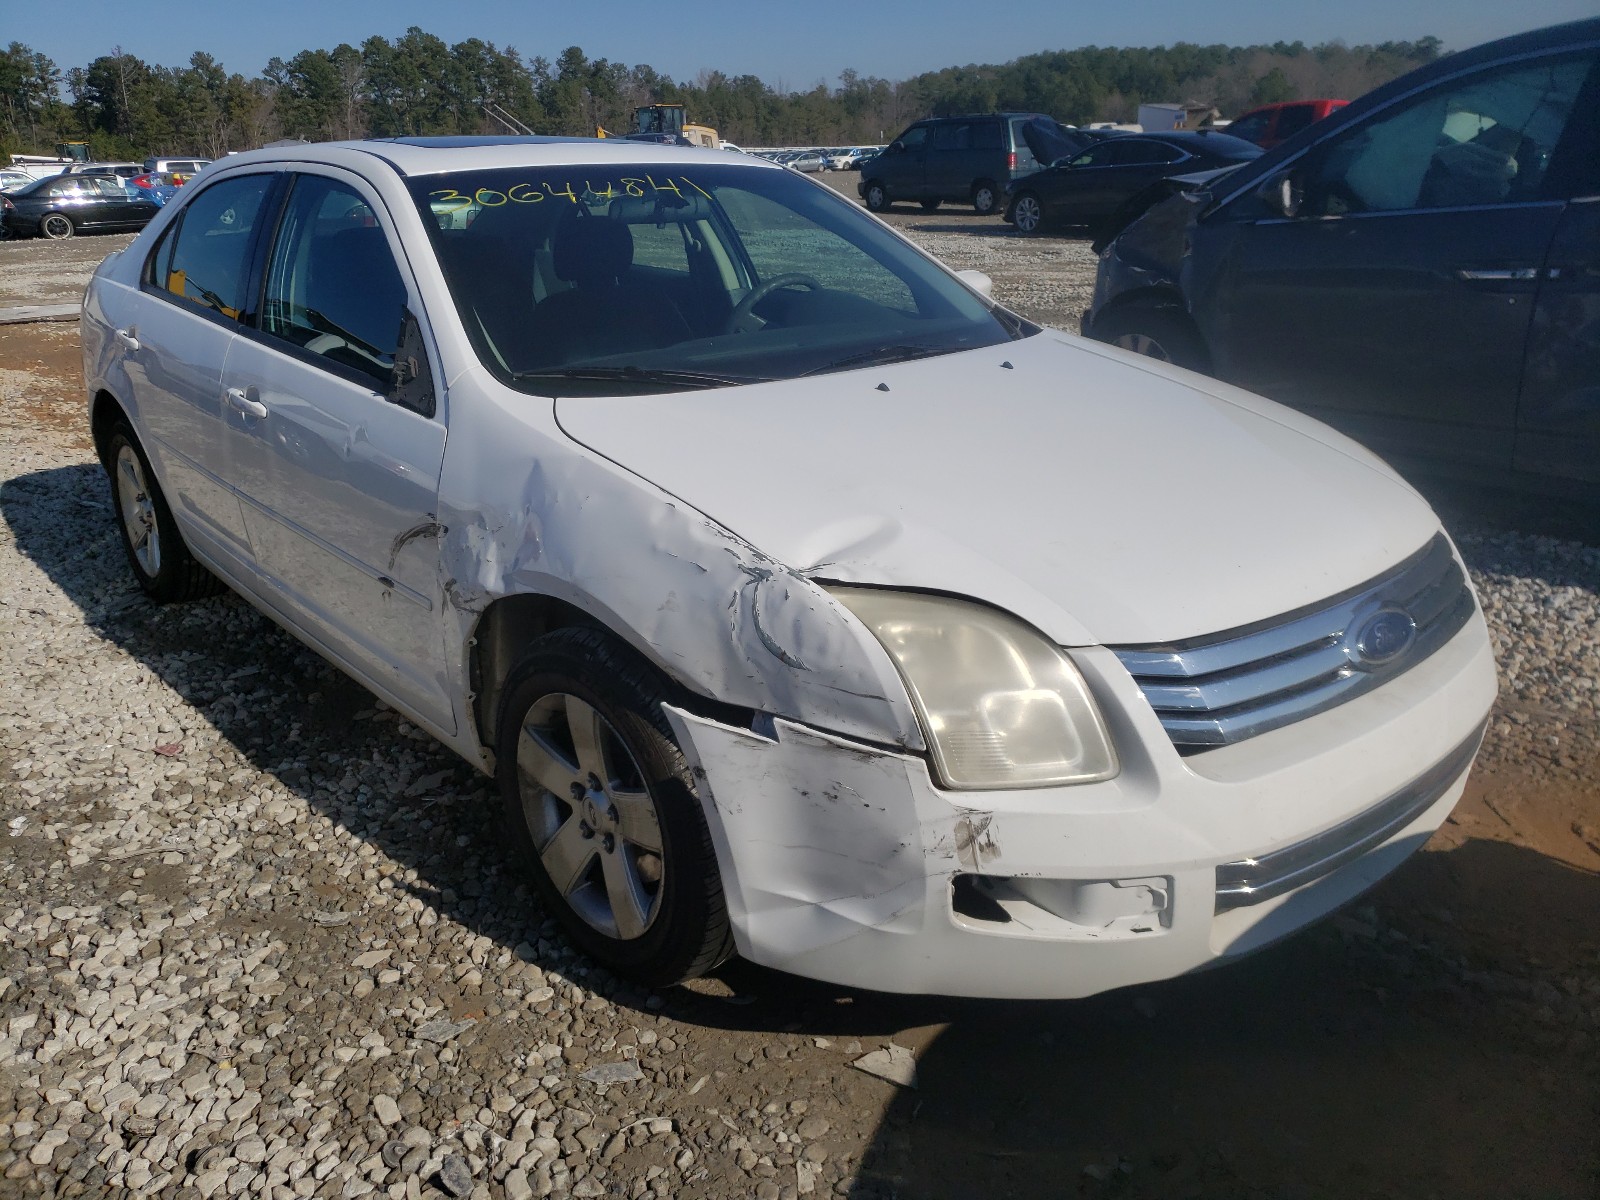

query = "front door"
[1209,51,1596,472]
[220,170,452,730]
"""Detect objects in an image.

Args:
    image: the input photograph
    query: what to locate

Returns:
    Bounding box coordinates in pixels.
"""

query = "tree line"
[1,29,1443,161]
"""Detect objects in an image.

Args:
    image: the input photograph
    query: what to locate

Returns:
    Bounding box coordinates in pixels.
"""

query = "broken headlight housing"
[828,587,1118,790]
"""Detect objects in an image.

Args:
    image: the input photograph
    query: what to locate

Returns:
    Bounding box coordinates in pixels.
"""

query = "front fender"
[435,373,924,756]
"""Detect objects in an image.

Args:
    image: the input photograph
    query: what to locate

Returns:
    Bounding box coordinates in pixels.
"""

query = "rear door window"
[1119,140,1186,165]
[147,174,275,321]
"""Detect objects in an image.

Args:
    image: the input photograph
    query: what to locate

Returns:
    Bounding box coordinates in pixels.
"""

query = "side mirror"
[887,140,906,155]
[1258,171,1302,219]
[955,269,994,299]
[390,308,436,417]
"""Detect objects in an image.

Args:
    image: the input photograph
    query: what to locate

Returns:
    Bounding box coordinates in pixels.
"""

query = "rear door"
[1094,139,1188,217]
[1514,159,1600,482]
[1209,50,1597,473]
[121,172,279,563]
[220,168,452,729]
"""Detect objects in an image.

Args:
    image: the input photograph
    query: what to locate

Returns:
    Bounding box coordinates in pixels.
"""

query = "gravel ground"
[0,191,1597,1200]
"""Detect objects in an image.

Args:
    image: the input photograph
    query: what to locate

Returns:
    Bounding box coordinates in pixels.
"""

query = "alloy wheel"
[115,444,161,576]
[516,692,664,940]
[1014,195,1042,233]
[1113,332,1173,362]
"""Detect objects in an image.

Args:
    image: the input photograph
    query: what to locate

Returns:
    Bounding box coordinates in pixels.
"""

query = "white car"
[82,138,1496,997]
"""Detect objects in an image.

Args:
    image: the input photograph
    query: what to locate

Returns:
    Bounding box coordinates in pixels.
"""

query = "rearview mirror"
[1258,171,1302,219]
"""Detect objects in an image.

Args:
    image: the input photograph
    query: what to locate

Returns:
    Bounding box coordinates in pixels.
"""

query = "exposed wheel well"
[90,391,128,467]
[1090,294,1212,374]
[468,593,755,758]
[1088,289,1192,337]
[469,594,602,754]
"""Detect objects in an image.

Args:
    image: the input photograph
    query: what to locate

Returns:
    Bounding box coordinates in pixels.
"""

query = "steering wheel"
[725,273,823,333]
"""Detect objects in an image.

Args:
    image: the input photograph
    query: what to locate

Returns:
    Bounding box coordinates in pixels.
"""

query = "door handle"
[1456,267,1539,282]
[226,386,268,419]
[115,328,140,352]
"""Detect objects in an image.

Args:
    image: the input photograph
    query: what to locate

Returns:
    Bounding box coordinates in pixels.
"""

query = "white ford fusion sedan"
[81,136,1497,997]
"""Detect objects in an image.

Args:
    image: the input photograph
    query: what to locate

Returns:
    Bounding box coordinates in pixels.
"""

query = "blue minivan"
[858,113,1093,216]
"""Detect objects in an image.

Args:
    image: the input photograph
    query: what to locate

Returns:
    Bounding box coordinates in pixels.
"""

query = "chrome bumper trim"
[1215,721,1486,912]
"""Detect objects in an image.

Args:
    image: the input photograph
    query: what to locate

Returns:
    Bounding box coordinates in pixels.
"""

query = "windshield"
[408,162,1029,395]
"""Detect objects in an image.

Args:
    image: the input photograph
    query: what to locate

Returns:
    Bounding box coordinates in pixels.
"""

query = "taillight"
[1007,151,1016,171]
[1,197,12,211]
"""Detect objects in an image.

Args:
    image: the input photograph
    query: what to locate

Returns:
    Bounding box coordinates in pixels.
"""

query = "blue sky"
[9,0,1596,87]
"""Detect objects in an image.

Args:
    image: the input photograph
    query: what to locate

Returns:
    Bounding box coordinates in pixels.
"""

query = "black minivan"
[1085,18,1600,492]
[858,113,1092,215]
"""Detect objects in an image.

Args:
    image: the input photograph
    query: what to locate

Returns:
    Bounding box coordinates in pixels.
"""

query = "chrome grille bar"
[1112,534,1474,750]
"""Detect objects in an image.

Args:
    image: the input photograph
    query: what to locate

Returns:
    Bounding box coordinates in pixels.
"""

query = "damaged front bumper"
[664,618,1496,999]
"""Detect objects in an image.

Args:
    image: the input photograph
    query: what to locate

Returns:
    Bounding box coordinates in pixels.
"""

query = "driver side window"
[1301,54,1594,216]
[260,175,408,388]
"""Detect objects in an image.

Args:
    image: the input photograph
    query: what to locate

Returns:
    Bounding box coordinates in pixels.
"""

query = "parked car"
[1086,17,1600,492]
[142,156,211,177]
[136,172,188,206]
[1003,131,1262,234]
[785,150,827,173]
[858,113,1095,215]
[0,169,32,192]
[82,136,1494,997]
[0,172,159,239]
[1225,99,1348,149]
[60,161,144,181]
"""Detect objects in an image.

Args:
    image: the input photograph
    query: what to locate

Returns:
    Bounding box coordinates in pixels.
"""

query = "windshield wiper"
[799,344,949,377]
[511,366,769,391]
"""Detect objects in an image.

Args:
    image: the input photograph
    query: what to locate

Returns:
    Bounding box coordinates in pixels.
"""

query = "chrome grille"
[1111,534,1474,751]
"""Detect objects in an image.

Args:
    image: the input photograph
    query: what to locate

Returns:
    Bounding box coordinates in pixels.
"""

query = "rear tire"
[496,628,734,987]
[1012,193,1044,234]
[972,180,1000,216]
[1093,304,1209,373]
[40,212,74,240]
[863,181,891,212]
[102,421,222,602]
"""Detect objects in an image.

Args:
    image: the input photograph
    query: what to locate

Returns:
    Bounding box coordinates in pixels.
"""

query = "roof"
[212,136,781,179]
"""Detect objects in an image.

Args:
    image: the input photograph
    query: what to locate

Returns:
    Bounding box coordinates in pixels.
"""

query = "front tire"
[496,628,733,986]
[40,212,74,240]
[1012,193,1044,234]
[863,181,890,212]
[1093,304,1209,373]
[103,422,222,602]
[972,180,1000,216]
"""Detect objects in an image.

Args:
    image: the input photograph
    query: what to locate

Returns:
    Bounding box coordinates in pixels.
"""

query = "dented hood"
[554,331,1441,647]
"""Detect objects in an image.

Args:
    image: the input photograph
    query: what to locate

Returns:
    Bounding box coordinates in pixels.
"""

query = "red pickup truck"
[1224,99,1348,148]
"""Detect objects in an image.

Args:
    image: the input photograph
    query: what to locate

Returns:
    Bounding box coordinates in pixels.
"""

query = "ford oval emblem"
[1344,606,1418,669]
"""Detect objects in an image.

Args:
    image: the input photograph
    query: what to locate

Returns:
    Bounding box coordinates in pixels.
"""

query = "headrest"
[553,217,633,286]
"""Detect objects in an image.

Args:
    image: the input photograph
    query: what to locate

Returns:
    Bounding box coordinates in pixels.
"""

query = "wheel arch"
[1089,289,1214,373]
[1088,285,1194,337]
[466,591,751,761]
[90,389,131,467]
